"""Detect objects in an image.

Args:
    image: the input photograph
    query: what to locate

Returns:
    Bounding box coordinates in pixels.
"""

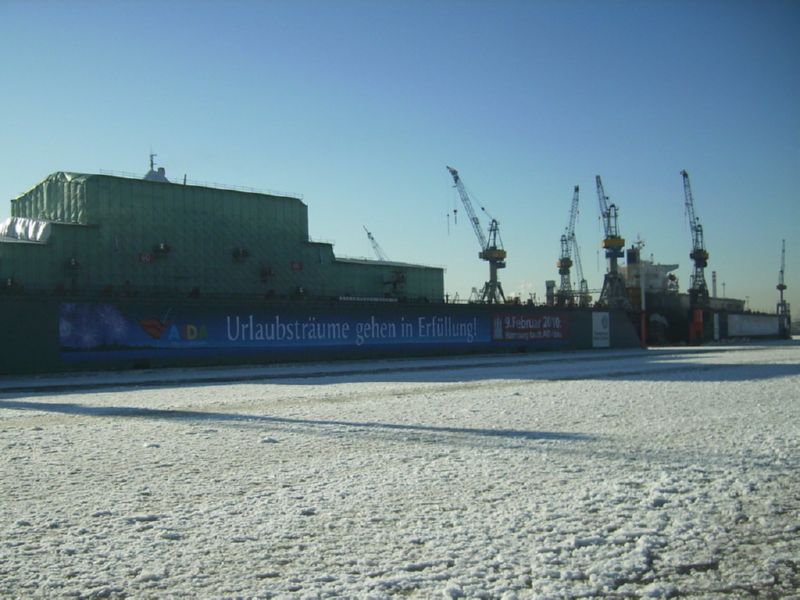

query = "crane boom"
[680,170,709,306]
[363,226,389,261]
[681,170,705,253]
[596,175,622,245]
[446,166,488,250]
[566,185,580,241]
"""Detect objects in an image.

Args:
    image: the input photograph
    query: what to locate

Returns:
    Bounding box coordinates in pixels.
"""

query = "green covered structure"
[1,170,444,301]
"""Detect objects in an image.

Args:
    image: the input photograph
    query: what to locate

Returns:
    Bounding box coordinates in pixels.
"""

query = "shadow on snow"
[0,398,591,443]
[0,341,797,397]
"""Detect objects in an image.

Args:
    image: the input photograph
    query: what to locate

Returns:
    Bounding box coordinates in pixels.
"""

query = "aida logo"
[167,323,208,341]
[140,312,207,342]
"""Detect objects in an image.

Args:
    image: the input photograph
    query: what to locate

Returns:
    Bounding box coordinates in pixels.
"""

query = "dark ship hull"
[640,291,786,345]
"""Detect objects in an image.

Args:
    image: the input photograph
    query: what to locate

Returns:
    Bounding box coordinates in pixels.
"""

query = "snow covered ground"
[1,342,798,599]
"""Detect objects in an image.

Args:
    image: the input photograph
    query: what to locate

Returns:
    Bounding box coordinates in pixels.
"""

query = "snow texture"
[1,342,798,598]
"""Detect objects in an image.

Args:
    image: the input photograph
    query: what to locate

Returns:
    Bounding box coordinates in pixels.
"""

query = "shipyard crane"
[777,239,791,337]
[446,166,506,303]
[363,226,389,261]
[596,175,629,308]
[680,170,710,308]
[556,186,580,306]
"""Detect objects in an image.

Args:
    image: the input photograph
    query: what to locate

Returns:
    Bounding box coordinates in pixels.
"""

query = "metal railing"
[98,169,304,200]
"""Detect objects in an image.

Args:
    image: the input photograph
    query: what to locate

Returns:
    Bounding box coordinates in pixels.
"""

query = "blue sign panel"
[59,302,527,363]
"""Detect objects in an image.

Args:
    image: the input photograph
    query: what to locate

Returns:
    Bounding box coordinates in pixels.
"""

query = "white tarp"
[13,171,88,224]
[728,313,779,337]
[0,217,52,243]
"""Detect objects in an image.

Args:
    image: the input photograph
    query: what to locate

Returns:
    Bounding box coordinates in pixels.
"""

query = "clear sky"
[1,0,797,314]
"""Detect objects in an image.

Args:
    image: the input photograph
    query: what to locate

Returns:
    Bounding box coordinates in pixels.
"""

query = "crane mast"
[681,170,709,307]
[777,239,787,297]
[446,166,506,304]
[777,239,790,338]
[571,234,591,307]
[596,175,629,308]
[556,186,580,306]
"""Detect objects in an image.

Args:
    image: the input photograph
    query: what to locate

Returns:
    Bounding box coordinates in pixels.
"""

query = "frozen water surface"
[1,342,798,598]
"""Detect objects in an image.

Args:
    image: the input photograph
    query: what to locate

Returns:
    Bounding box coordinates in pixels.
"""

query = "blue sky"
[1,0,797,313]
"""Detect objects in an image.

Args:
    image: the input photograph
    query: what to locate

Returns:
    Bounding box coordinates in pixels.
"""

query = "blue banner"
[59,303,492,354]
